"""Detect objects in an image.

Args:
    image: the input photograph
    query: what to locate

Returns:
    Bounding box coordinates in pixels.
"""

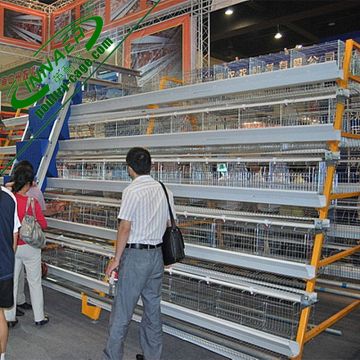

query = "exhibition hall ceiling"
[0,0,359,67]
[211,0,360,61]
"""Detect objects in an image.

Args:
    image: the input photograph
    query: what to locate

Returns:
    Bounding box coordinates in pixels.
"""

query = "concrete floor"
[6,288,226,360]
[5,288,360,360]
[303,292,360,360]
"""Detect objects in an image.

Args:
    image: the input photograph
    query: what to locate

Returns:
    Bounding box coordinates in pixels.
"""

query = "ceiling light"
[274,25,282,40]
[225,8,234,16]
[328,22,335,26]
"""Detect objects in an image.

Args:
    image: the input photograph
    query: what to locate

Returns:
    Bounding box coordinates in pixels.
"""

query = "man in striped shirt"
[103,147,175,360]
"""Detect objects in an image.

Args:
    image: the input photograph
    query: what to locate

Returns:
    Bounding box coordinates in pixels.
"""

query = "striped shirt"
[118,175,175,245]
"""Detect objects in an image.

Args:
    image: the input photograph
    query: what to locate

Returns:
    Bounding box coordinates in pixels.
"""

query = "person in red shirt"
[5,160,65,316]
[5,167,49,327]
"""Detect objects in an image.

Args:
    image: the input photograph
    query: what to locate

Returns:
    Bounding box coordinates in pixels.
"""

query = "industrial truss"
[1,0,76,13]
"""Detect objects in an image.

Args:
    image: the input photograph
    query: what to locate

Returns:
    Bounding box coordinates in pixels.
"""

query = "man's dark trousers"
[103,247,164,360]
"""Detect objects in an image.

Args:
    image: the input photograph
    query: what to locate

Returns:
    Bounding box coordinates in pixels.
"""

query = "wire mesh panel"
[178,216,315,263]
[49,201,119,230]
[69,98,336,139]
[182,258,306,290]
[42,247,109,281]
[47,198,316,264]
[320,253,360,281]
[56,158,327,193]
[328,198,360,246]
[42,38,360,355]
[333,159,360,193]
[42,244,301,339]
[162,273,300,339]
[344,95,360,134]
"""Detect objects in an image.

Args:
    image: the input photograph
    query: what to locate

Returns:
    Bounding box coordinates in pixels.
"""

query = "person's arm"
[13,198,20,252]
[13,232,18,252]
[43,201,66,216]
[105,220,131,276]
[105,189,138,276]
[36,189,47,212]
[33,199,47,229]
[27,184,47,212]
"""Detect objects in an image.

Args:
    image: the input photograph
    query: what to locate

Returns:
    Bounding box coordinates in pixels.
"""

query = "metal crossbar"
[56,157,327,193]
[42,244,301,340]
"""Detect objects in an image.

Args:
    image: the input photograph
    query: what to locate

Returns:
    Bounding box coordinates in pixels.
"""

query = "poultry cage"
[38,39,360,359]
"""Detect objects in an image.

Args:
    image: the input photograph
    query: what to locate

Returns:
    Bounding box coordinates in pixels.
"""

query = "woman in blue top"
[0,186,20,360]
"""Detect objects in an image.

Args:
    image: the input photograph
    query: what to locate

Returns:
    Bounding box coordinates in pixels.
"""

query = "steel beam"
[2,115,28,128]
[0,146,16,155]
[46,178,326,207]
[44,193,327,229]
[47,265,109,294]
[304,300,360,343]
[47,218,116,243]
[45,232,113,258]
[172,263,317,305]
[59,124,340,151]
[186,244,315,280]
[69,94,336,126]
[162,302,300,357]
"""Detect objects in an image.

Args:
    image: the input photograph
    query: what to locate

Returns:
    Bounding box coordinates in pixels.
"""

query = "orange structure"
[293,39,360,359]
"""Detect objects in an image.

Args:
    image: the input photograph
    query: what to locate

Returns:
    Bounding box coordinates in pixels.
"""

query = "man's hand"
[106,258,120,277]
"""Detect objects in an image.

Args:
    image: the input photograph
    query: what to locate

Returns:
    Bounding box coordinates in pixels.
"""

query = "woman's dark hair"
[126,147,151,175]
[13,160,33,173]
[13,167,34,193]
[11,160,34,181]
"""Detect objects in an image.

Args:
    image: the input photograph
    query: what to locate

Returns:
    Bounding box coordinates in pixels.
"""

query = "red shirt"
[15,193,47,246]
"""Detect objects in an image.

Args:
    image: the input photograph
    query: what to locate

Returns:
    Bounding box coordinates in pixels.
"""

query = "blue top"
[0,186,20,281]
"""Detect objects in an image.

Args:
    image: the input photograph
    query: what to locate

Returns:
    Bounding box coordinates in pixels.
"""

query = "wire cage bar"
[333,160,360,194]
[320,252,360,281]
[48,200,119,230]
[45,192,324,227]
[344,95,360,134]
[42,242,301,340]
[47,198,316,264]
[177,215,315,264]
[162,273,301,340]
[328,197,360,246]
[74,40,346,104]
[56,157,327,193]
[40,39,360,359]
[69,97,337,138]
[42,247,109,281]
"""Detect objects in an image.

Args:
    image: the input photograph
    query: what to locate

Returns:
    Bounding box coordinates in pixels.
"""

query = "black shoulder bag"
[159,182,185,266]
